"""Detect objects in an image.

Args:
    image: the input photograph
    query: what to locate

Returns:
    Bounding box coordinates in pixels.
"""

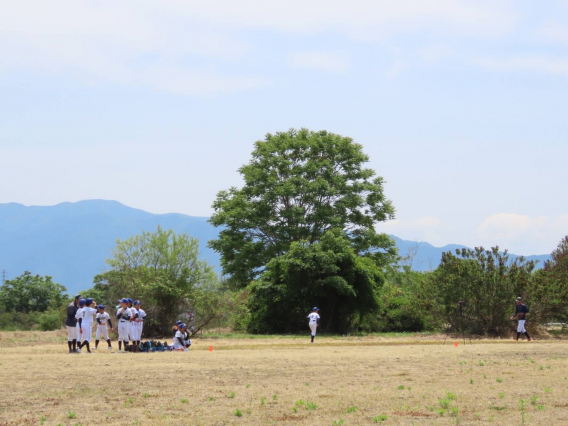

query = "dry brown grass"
[0,333,567,425]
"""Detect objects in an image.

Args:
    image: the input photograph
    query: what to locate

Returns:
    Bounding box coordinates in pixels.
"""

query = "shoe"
[107,347,112,350]
[93,347,98,350]
[527,338,532,342]
[76,348,82,353]
[118,350,124,353]
[514,339,518,342]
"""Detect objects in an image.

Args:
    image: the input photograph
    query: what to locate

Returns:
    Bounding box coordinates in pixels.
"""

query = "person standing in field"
[77,298,97,353]
[65,294,81,353]
[131,300,146,351]
[94,305,113,351]
[510,297,531,342]
[116,298,132,353]
[308,307,320,343]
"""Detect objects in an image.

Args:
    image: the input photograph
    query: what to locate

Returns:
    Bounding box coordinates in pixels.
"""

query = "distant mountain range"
[0,200,551,294]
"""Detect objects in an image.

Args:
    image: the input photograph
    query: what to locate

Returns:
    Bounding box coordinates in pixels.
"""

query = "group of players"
[65,294,146,353]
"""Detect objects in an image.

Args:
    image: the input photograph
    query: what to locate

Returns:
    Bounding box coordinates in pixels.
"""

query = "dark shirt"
[65,301,79,327]
[515,304,529,319]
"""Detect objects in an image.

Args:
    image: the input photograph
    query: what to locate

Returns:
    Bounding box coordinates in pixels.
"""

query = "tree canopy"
[247,228,385,334]
[0,271,67,313]
[91,226,219,335]
[209,128,396,286]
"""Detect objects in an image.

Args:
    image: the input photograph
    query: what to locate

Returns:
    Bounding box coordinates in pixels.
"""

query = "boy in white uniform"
[125,298,135,342]
[95,305,113,350]
[77,298,97,353]
[74,299,85,353]
[131,300,146,350]
[173,323,190,351]
[116,298,132,353]
[307,307,320,343]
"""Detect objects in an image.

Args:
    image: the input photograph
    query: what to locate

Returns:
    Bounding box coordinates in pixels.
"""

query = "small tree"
[529,236,568,323]
[0,272,67,313]
[247,229,384,334]
[434,247,535,335]
[94,226,219,335]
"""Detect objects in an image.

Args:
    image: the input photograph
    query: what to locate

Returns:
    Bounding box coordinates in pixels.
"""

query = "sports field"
[1,332,567,425]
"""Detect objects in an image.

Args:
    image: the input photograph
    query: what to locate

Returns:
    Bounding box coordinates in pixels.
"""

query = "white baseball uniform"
[308,312,320,337]
[117,307,132,341]
[517,320,527,333]
[75,308,84,344]
[96,312,111,340]
[78,307,97,342]
[131,308,146,341]
[173,330,187,351]
[67,325,78,341]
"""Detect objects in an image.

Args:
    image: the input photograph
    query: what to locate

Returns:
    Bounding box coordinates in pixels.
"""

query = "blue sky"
[1,1,567,255]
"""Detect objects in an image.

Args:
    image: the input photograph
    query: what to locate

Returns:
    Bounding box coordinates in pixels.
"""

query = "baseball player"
[74,299,85,353]
[173,323,190,351]
[77,298,97,353]
[116,298,132,353]
[126,298,135,342]
[94,305,113,350]
[131,300,146,350]
[307,307,320,343]
[65,294,81,353]
[510,297,531,341]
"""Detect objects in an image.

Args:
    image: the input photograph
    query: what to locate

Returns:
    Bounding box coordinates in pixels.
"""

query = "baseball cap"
[85,297,93,304]
[79,299,86,306]
[179,323,187,328]
[126,298,133,303]
[134,300,141,306]
[74,294,82,299]
[118,298,127,303]
[175,321,183,325]
[516,297,523,301]
[313,307,319,311]
[98,304,105,309]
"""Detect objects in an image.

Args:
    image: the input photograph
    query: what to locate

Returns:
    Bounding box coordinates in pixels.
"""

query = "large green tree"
[209,128,396,286]
[0,272,67,313]
[247,228,384,334]
[433,247,535,335]
[92,226,219,335]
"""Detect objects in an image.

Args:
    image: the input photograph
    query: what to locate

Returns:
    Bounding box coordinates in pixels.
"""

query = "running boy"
[95,305,113,350]
[307,307,320,343]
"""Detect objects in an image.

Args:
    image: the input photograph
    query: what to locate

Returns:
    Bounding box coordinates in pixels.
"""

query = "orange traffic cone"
[454,341,459,347]
[209,345,213,352]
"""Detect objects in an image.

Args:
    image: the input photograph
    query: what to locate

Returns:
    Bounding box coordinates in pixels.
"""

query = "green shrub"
[38,308,62,331]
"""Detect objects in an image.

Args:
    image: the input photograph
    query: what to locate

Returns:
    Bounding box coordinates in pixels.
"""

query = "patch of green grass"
[537,404,545,411]
[446,391,456,400]
[539,365,544,371]
[291,406,298,413]
[305,402,318,410]
[479,361,485,366]
[40,416,47,425]
[333,420,345,426]
[530,395,538,405]
[260,398,265,405]
[142,393,150,398]
[246,383,251,388]
[208,397,215,401]
[67,411,76,419]
[397,385,405,390]
[346,405,357,413]
[273,394,278,401]
[498,392,505,399]
[544,387,552,393]
[450,407,459,417]
[234,409,243,417]
[470,379,474,385]
[529,358,534,363]
[439,399,451,410]
[295,400,305,406]
[496,378,503,383]
[180,399,188,403]
[229,392,236,398]
[372,414,388,422]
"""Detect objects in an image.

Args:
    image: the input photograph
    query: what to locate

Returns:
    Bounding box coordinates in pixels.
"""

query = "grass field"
[1,332,567,425]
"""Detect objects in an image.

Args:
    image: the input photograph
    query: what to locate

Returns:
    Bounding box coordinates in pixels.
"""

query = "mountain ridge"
[0,200,551,294]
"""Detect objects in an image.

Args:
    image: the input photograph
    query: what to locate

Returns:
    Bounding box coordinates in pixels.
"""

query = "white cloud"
[476,213,568,254]
[289,52,350,73]
[472,55,568,75]
[0,1,518,94]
